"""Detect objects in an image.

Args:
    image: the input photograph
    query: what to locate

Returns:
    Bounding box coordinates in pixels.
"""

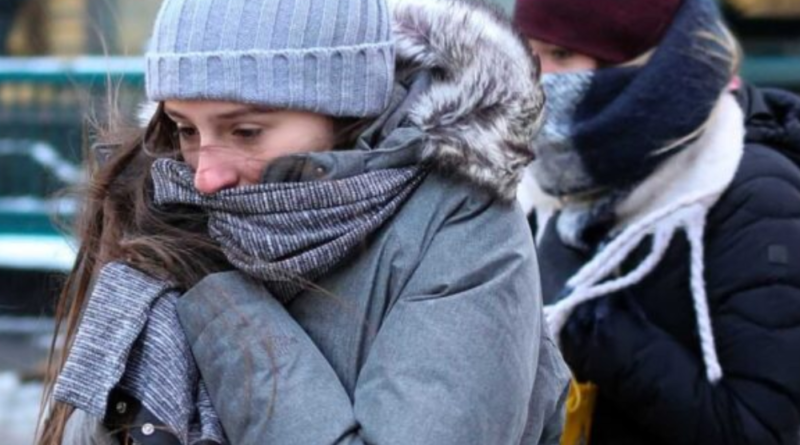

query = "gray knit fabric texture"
[54,263,225,444]
[54,157,426,444]
[145,0,395,117]
[151,158,426,301]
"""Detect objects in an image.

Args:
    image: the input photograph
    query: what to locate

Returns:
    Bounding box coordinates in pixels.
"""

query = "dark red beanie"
[513,0,685,64]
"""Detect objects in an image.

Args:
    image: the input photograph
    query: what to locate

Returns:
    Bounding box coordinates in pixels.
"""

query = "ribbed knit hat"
[513,0,684,64]
[146,0,395,117]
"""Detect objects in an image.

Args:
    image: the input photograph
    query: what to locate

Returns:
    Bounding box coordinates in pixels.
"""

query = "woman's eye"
[176,127,198,139]
[233,128,263,139]
[551,48,574,61]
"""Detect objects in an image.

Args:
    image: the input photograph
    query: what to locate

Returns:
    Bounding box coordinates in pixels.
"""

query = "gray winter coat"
[64,172,569,445]
[175,173,567,445]
[64,178,569,444]
[61,0,569,443]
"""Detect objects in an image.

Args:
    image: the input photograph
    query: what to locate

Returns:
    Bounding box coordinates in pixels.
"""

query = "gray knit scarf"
[55,156,426,444]
[151,158,426,301]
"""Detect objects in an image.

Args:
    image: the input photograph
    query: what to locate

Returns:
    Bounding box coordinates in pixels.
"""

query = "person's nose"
[193,146,240,194]
[540,57,558,74]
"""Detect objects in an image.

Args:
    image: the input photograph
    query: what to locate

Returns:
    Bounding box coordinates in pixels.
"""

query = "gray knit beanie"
[146,0,395,117]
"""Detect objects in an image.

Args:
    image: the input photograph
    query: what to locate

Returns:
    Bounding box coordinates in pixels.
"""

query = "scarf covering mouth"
[530,0,736,249]
[55,156,426,444]
[151,158,427,302]
[532,0,748,385]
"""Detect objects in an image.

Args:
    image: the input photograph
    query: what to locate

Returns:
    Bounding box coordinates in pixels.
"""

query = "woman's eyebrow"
[163,108,189,121]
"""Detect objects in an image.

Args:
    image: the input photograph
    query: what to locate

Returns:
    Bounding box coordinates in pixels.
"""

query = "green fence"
[0,57,144,271]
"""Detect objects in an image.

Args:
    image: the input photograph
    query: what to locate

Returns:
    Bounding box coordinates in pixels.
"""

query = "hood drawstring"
[545,200,723,383]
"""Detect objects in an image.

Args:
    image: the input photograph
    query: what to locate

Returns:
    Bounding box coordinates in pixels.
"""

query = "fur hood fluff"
[140,0,542,201]
[389,0,544,200]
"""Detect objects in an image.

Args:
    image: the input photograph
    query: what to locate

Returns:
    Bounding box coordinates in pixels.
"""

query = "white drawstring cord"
[545,200,723,383]
[685,211,723,382]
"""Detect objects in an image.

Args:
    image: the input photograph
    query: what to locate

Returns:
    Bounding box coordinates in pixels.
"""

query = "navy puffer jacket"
[537,86,800,445]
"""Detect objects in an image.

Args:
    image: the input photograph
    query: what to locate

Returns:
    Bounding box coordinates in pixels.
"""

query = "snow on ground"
[0,372,43,444]
[0,320,53,445]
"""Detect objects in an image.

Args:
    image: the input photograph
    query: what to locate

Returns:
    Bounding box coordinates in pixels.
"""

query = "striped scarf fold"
[55,157,426,444]
[54,263,226,444]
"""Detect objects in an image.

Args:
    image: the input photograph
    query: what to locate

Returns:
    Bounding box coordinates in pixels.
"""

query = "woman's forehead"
[163,101,274,121]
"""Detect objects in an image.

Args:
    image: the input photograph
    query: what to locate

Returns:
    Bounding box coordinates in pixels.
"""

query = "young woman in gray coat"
[38,0,570,444]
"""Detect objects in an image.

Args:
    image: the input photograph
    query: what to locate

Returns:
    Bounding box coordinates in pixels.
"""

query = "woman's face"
[527,39,599,73]
[163,100,336,194]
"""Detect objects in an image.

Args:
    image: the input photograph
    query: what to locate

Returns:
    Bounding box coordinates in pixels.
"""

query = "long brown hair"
[36,104,230,444]
[37,102,375,444]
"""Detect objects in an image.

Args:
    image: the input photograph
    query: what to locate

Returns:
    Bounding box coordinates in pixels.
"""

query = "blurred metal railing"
[0,57,144,272]
[743,56,800,89]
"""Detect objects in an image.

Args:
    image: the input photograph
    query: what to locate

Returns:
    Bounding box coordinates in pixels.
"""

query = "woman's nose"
[193,147,240,194]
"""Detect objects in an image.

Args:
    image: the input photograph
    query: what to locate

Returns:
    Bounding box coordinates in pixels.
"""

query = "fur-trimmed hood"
[140,0,542,201]
[389,0,544,200]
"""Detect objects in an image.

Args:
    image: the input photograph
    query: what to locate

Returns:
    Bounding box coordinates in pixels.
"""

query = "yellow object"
[561,380,598,445]
[7,0,162,56]
[726,0,800,17]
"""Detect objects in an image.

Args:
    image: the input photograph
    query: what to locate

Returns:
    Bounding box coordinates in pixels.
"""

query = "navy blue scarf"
[531,0,736,248]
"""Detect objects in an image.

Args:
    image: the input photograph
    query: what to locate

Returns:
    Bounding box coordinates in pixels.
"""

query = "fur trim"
[390,0,544,201]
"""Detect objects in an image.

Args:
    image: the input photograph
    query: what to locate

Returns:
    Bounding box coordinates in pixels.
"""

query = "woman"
[514,0,800,444]
[38,0,571,444]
